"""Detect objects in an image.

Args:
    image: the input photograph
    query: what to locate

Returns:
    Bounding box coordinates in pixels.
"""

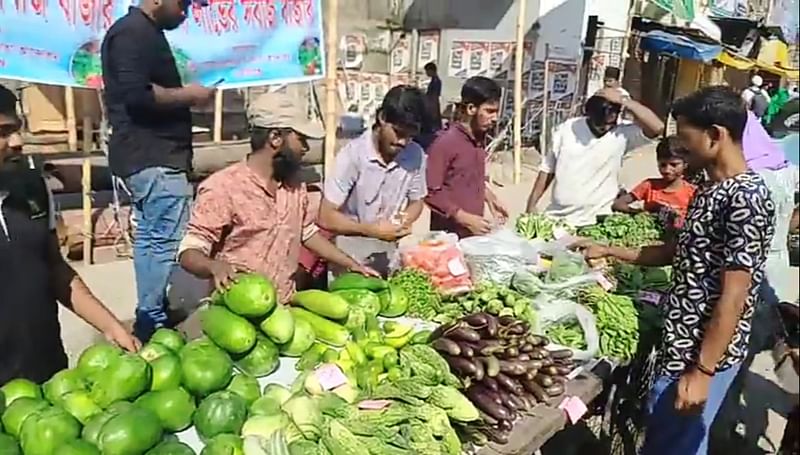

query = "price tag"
[594,273,614,291]
[358,400,393,410]
[447,258,468,276]
[558,396,588,424]
[553,227,569,240]
[638,291,663,306]
[315,364,347,391]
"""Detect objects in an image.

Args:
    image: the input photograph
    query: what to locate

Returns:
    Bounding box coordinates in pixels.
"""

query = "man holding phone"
[101,0,215,341]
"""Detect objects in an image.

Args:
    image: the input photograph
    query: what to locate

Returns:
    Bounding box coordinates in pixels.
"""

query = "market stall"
[0,211,669,455]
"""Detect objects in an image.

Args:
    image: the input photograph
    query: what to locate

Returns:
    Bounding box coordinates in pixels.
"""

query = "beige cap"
[247,91,325,139]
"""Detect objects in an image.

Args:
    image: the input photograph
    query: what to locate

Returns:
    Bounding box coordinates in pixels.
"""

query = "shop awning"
[716,49,800,79]
[640,30,722,62]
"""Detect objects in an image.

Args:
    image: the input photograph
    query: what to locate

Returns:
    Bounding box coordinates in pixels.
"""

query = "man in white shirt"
[741,75,771,118]
[602,67,630,98]
[525,89,665,226]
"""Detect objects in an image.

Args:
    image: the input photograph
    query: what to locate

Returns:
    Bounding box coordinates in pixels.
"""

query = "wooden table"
[476,371,604,455]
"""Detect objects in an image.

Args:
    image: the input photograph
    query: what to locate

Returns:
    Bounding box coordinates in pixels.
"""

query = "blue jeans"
[641,364,741,455]
[125,167,192,341]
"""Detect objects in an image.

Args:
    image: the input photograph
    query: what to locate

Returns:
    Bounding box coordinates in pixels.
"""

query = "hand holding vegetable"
[103,322,141,353]
[570,239,611,260]
[349,263,381,278]
[208,260,250,291]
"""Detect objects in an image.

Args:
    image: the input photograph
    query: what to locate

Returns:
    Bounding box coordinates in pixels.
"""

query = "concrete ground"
[61,144,799,454]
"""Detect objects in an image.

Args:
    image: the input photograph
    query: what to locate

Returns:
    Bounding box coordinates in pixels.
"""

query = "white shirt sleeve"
[538,126,560,174]
[617,123,652,153]
[741,89,754,107]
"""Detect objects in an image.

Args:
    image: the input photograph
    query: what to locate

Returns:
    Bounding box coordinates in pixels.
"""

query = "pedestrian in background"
[101,0,214,341]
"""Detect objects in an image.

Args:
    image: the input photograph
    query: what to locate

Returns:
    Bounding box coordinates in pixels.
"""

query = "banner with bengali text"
[0,0,325,88]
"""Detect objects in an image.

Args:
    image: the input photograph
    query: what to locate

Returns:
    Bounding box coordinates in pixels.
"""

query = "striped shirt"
[178,161,318,303]
[323,131,427,223]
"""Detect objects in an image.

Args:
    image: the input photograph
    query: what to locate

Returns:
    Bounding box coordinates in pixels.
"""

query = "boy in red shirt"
[613,136,696,228]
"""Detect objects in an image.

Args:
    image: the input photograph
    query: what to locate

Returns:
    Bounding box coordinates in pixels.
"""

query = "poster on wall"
[467,42,491,77]
[0,0,325,88]
[342,34,367,69]
[448,41,469,78]
[489,42,512,79]
[390,34,410,74]
[417,32,440,69]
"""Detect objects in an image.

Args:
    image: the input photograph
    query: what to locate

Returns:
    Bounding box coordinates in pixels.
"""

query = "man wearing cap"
[102,0,215,341]
[177,92,377,302]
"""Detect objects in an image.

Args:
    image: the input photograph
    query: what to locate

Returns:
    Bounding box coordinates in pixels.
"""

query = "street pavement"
[62,144,798,454]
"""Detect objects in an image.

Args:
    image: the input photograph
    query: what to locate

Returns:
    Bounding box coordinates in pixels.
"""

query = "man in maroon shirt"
[425,76,508,238]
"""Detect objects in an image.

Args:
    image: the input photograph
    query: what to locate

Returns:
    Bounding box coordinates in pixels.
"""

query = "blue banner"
[0,0,325,88]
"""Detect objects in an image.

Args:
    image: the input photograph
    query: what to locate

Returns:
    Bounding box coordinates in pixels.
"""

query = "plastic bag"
[534,294,599,361]
[459,229,541,286]
[397,232,473,295]
[546,249,591,283]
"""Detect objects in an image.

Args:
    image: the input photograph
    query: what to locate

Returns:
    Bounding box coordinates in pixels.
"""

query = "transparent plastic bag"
[546,249,591,283]
[396,232,473,295]
[459,229,541,286]
[534,294,600,361]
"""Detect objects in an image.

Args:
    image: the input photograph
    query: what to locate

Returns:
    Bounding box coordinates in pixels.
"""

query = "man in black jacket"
[101,0,213,341]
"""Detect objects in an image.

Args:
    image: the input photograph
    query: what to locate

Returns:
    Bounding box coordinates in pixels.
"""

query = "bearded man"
[178,92,377,303]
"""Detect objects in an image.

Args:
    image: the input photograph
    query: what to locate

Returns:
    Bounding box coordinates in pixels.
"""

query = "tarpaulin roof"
[716,50,800,79]
[640,29,722,62]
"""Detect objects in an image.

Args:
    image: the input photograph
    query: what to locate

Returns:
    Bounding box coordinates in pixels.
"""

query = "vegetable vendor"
[177,92,377,303]
[576,87,775,455]
[425,76,509,238]
[318,86,429,276]
[0,86,139,385]
[526,89,665,227]
[612,136,696,229]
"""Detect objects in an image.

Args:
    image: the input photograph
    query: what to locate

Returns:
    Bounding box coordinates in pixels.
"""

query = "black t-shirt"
[0,158,67,384]
[101,7,192,178]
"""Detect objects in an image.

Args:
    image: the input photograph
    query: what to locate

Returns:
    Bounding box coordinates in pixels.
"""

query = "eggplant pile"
[430,312,575,445]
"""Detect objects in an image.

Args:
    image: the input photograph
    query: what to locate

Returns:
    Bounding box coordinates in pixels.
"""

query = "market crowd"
[1,0,799,453]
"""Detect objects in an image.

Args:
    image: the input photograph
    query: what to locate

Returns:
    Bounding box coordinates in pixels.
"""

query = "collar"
[452,122,482,147]
[365,132,400,170]
[129,6,159,30]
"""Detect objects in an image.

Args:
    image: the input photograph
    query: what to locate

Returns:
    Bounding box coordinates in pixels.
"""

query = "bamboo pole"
[213,89,223,143]
[512,0,527,184]
[409,29,420,86]
[65,87,78,151]
[323,0,339,179]
[81,114,93,265]
[541,44,551,159]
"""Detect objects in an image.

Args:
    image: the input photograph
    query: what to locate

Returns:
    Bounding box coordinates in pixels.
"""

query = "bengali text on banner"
[0,0,325,88]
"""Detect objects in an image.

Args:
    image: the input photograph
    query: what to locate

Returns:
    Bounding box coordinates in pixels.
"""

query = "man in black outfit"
[0,86,139,385]
[102,0,213,341]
